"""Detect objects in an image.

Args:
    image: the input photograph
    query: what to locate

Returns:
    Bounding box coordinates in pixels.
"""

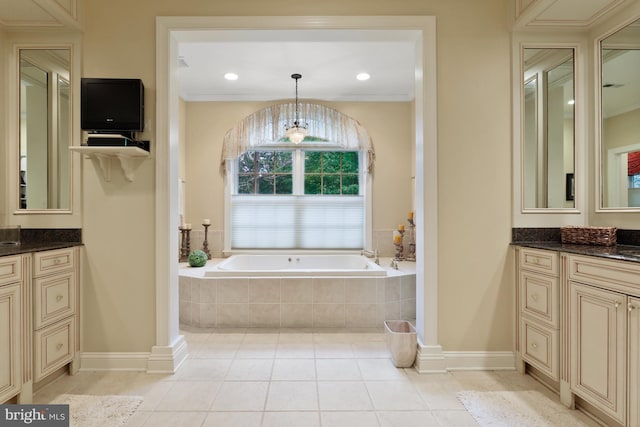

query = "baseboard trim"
[442,351,516,371]
[80,352,150,372]
[79,335,189,373]
[147,335,189,374]
[415,343,515,372]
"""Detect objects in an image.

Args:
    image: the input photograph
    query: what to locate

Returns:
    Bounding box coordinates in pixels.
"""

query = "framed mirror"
[19,48,71,211]
[522,47,575,210]
[599,19,640,209]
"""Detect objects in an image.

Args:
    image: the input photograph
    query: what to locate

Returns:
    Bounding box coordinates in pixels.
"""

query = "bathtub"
[204,254,386,277]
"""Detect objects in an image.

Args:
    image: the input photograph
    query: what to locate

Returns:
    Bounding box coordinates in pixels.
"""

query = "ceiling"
[175,30,417,102]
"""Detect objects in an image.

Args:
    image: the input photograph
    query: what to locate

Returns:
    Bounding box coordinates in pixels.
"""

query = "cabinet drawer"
[519,248,558,276]
[34,317,74,382]
[521,318,559,380]
[520,270,558,328]
[34,271,76,329]
[33,248,75,278]
[568,254,640,296]
[0,255,21,286]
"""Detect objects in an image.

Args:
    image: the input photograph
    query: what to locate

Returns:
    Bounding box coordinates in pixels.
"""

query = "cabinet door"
[570,281,626,425]
[0,283,21,403]
[629,296,640,427]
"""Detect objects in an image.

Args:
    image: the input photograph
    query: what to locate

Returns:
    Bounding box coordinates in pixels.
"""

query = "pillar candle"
[203,218,210,225]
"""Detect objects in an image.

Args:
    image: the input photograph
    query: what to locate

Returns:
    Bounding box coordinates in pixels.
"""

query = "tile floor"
[33,327,597,427]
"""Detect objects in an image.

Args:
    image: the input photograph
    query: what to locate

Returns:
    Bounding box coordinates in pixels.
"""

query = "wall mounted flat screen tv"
[81,78,144,135]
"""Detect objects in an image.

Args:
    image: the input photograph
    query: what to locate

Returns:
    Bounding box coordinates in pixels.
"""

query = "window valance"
[220,102,375,172]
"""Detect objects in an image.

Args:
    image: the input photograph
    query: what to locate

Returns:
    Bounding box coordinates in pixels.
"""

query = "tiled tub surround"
[179,258,416,328]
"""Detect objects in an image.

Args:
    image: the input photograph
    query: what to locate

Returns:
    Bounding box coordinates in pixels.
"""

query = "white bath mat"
[457,390,591,426]
[51,394,142,427]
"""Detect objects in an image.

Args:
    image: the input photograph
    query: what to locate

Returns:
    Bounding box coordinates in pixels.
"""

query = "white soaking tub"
[204,254,386,277]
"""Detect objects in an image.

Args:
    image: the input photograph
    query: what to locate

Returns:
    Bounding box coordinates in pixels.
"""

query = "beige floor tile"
[278,332,315,343]
[314,342,355,358]
[174,358,231,380]
[187,341,239,358]
[236,342,277,358]
[352,341,391,358]
[276,342,316,358]
[202,412,262,427]
[156,381,220,411]
[271,359,316,380]
[357,359,408,380]
[134,381,174,411]
[262,411,321,427]
[366,381,428,411]
[136,411,207,427]
[210,381,269,411]
[318,381,373,410]
[265,381,319,410]
[315,359,362,381]
[431,409,480,426]
[377,410,441,427]
[225,359,274,381]
[122,410,151,427]
[321,411,380,427]
[243,331,280,344]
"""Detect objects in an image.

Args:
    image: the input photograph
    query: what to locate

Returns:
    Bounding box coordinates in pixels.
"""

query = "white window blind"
[231,195,364,249]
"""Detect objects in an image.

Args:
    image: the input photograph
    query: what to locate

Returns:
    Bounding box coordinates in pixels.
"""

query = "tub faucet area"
[361,249,379,264]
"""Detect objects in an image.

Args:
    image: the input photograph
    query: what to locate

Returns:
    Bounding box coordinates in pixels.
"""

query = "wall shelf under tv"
[69,146,149,182]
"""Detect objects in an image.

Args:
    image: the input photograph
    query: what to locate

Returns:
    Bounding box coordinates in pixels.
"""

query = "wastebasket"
[384,320,417,368]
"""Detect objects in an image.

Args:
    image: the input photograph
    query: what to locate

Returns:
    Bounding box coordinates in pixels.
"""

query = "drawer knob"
[54,259,61,265]
[530,342,538,349]
[629,303,637,312]
[56,295,63,302]
[531,294,539,302]
[615,301,622,309]
[56,343,63,351]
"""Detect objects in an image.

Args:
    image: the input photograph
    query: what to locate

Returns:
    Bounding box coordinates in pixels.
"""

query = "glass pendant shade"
[285,73,307,143]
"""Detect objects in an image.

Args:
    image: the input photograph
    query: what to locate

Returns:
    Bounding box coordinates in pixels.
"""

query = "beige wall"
[0,28,6,223]
[183,101,413,235]
[78,0,512,353]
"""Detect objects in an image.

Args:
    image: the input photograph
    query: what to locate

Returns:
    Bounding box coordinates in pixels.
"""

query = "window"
[229,149,366,250]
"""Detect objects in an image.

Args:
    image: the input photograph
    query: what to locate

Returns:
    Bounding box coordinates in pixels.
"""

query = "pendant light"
[284,73,308,144]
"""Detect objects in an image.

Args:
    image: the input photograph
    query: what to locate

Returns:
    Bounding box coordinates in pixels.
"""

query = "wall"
[183,100,413,257]
[0,28,6,224]
[81,0,512,354]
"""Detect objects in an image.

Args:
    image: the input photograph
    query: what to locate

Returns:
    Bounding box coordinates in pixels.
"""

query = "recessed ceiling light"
[356,73,370,81]
[224,72,239,81]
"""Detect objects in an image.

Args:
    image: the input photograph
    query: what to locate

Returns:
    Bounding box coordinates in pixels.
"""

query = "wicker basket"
[560,226,617,246]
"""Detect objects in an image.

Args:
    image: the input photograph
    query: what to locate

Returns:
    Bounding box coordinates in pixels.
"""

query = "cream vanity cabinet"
[568,254,640,426]
[517,247,560,380]
[0,255,23,403]
[0,246,80,404]
[32,247,79,382]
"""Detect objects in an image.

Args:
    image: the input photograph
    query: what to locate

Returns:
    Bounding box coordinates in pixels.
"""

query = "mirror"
[522,48,575,209]
[19,48,71,210]
[600,19,640,209]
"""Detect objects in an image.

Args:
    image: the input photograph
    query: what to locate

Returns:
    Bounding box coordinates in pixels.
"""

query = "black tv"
[81,78,144,138]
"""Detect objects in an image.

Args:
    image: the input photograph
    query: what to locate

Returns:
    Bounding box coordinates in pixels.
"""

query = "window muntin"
[230,149,366,250]
[304,151,359,195]
[237,151,293,195]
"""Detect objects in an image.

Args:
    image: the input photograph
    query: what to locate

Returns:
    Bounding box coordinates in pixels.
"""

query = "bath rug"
[51,394,142,427]
[457,390,590,426]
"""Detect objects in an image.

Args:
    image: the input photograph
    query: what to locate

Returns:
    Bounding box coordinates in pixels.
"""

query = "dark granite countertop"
[0,228,82,257]
[0,242,82,257]
[512,241,640,264]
